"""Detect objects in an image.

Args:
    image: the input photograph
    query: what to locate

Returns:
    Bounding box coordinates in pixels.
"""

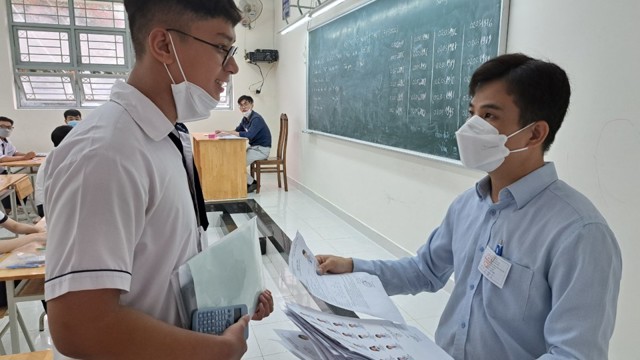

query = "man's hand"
[23,151,36,160]
[252,290,274,321]
[214,130,224,134]
[316,255,354,274]
[220,315,250,358]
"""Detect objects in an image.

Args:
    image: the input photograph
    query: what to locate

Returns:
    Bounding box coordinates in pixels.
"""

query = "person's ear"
[147,28,175,65]
[528,121,549,149]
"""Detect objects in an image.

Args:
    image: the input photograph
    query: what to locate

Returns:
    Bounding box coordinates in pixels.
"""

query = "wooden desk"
[192,133,248,201]
[0,350,52,360]
[0,174,29,222]
[0,219,46,354]
[1,158,44,175]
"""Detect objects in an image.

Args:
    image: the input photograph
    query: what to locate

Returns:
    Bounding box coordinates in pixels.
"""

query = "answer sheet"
[289,232,404,323]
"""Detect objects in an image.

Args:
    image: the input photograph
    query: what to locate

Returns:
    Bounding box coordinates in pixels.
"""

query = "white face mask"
[0,129,12,138]
[165,33,219,123]
[455,115,534,172]
[242,110,252,119]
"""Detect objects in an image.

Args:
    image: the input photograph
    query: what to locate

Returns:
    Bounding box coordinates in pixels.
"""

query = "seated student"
[215,95,271,193]
[0,211,46,307]
[0,116,36,168]
[316,54,622,359]
[0,116,37,212]
[63,109,82,127]
[35,125,74,218]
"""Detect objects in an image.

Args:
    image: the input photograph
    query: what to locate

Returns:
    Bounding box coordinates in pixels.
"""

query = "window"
[7,0,233,109]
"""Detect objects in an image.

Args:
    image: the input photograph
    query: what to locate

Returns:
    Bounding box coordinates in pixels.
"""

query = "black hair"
[63,109,81,119]
[0,116,14,125]
[469,53,571,152]
[51,125,73,147]
[124,0,242,58]
[238,95,254,105]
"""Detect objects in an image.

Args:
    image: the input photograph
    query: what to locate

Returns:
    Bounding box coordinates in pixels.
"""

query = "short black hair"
[0,116,14,125]
[469,53,571,152]
[238,95,254,105]
[124,0,242,58]
[64,109,81,119]
[51,125,73,147]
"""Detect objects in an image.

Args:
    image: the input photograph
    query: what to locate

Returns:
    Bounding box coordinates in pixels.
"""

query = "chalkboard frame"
[305,0,511,165]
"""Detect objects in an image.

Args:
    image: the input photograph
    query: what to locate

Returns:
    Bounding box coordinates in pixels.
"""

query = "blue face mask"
[67,120,79,127]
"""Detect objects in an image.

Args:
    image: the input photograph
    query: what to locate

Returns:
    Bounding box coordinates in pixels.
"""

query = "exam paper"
[274,329,323,360]
[280,302,453,360]
[289,232,404,323]
[188,217,264,316]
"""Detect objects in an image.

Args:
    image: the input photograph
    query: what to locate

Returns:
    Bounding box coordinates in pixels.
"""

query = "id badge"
[478,248,512,288]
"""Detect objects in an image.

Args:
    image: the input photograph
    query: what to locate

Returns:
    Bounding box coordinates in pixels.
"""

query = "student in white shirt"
[44,1,273,360]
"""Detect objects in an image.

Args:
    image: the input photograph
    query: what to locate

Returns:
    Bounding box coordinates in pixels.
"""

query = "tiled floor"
[0,181,450,358]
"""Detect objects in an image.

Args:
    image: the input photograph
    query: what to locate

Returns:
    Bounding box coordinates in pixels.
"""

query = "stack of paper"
[279,302,452,360]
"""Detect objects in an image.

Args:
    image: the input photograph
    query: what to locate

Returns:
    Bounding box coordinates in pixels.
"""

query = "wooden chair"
[250,113,289,194]
[13,177,38,223]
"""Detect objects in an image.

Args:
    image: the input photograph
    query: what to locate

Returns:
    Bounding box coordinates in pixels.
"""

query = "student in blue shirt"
[215,95,271,192]
[317,53,622,360]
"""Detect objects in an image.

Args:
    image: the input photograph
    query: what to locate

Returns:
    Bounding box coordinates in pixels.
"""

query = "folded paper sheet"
[175,217,264,327]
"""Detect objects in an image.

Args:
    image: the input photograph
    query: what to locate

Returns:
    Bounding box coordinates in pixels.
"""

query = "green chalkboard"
[307,0,508,161]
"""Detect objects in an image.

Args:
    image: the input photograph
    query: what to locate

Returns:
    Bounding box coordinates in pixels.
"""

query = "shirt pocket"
[482,261,534,321]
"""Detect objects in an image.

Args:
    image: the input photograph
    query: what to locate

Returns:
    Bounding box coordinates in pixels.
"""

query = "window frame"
[6,0,233,110]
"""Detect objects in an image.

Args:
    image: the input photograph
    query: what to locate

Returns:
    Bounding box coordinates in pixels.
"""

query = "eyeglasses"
[166,28,237,66]
[238,101,252,109]
[0,125,14,130]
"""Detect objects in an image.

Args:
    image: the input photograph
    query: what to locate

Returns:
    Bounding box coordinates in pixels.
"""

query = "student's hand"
[214,130,223,134]
[24,151,36,160]
[252,290,274,321]
[220,315,249,357]
[33,225,46,233]
[316,255,354,274]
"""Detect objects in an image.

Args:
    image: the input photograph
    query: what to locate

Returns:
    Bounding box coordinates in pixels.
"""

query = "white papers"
[274,329,323,360]
[280,302,452,360]
[288,232,404,323]
[217,133,242,139]
[177,217,264,325]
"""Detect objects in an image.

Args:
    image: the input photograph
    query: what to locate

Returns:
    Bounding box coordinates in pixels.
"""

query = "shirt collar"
[475,162,559,209]
[109,81,174,141]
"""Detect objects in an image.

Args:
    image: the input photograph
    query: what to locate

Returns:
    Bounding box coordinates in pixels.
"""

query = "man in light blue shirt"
[317,54,622,359]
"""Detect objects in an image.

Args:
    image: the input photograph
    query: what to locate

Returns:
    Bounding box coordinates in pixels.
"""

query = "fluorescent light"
[279,14,310,35]
[310,0,345,18]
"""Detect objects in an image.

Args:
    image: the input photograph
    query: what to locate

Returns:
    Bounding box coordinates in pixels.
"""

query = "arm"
[13,151,36,158]
[214,130,240,136]
[0,152,36,162]
[2,217,45,235]
[537,223,621,359]
[0,232,45,253]
[214,121,244,136]
[317,201,458,296]
[49,289,249,360]
[237,116,267,141]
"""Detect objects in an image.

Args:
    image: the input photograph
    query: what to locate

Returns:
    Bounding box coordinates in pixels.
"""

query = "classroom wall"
[274,0,639,358]
[0,1,281,155]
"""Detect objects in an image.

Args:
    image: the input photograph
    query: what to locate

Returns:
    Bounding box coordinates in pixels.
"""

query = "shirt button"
[489,209,496,216]
[461,322,466,329]
[479,246,484,252]
[469,284,474,290]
